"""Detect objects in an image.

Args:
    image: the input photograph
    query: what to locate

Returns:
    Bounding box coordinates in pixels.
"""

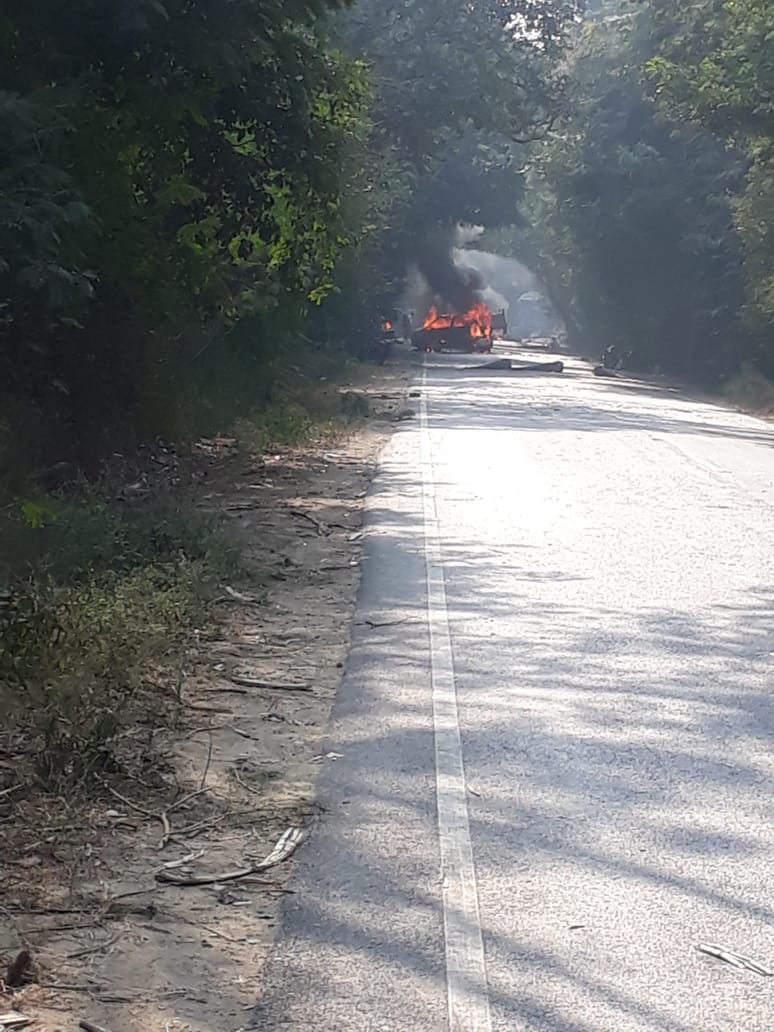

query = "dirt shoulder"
[0,363,409,1032]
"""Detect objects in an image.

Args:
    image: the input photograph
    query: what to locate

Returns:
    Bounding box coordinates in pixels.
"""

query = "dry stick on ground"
[230,676,313,693]
[0,1015,32,1030]
[232,769,262,797]
[36,982,192,1006]
[174,812,228,837]
[185,728,214,793]
[226,724,261,740]
[186,701,234,714]
[102,783,156,822]
[6,920,98,936]
[37,982,102,993]
[290,509,327,535]
[221,586,262,605]
[154,850,206,874]
[175,914,251,945]
[67,933,121,960]
[158,812,172,850]
[103,782,173,850]
[4,906,82,917]
[167,787,208,814]
[155,867,280,888]
[102,737,212,850]
[696,943,773,976]
[169,806,258,840]
[155,826,304,887]
[79,1021,111,1032]
[180,722,261,741]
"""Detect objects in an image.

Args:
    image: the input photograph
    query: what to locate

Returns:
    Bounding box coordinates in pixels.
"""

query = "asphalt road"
[254,347,774,1031]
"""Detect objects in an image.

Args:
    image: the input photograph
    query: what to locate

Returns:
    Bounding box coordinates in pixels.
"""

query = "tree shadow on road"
[251,407,774,1030]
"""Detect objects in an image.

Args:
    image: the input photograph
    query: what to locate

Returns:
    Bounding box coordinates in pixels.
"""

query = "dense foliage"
[500,0,774,382]
[648,0,774,353]
[1,0,368,468]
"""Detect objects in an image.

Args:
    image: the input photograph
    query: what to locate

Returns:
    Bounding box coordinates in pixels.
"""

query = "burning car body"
[412,302,498,354]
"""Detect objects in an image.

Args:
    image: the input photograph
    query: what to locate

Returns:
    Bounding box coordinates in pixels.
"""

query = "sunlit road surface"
[255,345,774,1031]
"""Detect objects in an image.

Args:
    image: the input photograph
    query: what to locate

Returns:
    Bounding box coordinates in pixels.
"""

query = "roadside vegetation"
[0,491,234,789]
[491,0,774,393]
[0,359,375,793]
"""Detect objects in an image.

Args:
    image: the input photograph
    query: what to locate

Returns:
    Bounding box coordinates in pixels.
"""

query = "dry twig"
[155,826,304,886]
[231,676,313,693]
[290,509,326,534]
[67,933,121,960]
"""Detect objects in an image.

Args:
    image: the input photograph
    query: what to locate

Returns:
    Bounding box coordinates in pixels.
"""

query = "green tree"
[0,0,369,457]
[506,1,748,379]
[648,0,774,364]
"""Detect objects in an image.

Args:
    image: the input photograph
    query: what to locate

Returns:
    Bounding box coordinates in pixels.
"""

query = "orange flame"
[421,302,492,340]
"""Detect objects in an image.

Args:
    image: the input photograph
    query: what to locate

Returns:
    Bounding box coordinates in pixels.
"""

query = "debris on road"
[252,826,306,870]
[695,942,773,976]
[464,357,564,373]
[392,407,417,421]
[290,508,328,534]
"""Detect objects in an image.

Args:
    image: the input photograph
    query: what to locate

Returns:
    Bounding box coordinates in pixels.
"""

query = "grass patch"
[0,487,242,791]
[233,360,374,453]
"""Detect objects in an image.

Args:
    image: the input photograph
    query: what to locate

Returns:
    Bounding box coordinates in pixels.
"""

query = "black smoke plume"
[415,225,486,313]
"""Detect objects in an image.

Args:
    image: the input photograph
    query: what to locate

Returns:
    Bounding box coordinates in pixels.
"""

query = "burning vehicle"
[412,302,496,354]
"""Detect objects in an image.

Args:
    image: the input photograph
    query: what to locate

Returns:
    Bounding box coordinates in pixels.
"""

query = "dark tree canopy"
[496,0,769,382]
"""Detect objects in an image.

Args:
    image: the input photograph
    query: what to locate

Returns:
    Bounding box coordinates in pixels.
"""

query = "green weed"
[0,489,242,790]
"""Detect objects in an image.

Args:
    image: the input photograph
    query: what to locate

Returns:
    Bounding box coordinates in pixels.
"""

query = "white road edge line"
[420,365,492,1032]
